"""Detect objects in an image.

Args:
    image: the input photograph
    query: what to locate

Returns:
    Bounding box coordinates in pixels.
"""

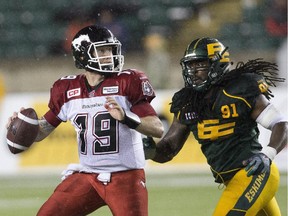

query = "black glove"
[242,153,271,177]
[142,136,156,160]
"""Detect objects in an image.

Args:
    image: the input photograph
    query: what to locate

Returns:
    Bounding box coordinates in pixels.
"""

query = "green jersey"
[172,73,270,183]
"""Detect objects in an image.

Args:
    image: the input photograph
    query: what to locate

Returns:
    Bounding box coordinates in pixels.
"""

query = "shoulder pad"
[53,74,81,87]
[170,88,186,114]
[120,69,147,78]
[50,74,84,100]
[224,73,268,98]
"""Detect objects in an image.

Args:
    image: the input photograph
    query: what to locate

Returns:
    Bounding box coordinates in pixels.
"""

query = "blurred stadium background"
[0,0,287,215]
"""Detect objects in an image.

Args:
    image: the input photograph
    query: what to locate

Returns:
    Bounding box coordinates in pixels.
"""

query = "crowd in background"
[0,0,286,90]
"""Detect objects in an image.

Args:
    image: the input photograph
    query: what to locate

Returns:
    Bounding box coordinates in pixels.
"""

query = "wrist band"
[261,146,277,160]
[120,109,141,129]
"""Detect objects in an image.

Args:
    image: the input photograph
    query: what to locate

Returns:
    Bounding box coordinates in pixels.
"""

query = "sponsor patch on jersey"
[67,88,81,99]
[142,81,154,96]
[102,86,119,94]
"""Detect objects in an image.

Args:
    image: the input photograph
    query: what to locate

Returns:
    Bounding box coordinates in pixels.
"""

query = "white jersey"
[44,69,157,173]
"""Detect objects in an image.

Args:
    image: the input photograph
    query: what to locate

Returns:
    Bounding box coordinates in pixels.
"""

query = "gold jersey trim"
[223,90,252,109]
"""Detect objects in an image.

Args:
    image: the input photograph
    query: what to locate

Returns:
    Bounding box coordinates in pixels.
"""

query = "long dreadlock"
[170,59,285,122]
[222,58,285,99]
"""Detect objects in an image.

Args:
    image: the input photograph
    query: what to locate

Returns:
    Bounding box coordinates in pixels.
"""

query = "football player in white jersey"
[7,25,164,216]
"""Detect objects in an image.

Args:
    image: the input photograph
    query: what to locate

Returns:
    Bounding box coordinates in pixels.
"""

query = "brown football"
[6,108,39,154]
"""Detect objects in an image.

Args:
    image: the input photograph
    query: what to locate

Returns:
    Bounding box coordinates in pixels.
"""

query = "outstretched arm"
[149,116,190,163]
[105,96,164,138]
[6,108,56,142]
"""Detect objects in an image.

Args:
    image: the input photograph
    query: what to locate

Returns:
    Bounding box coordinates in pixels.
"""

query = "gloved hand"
[142,136,156,160]
[242,153,271,177]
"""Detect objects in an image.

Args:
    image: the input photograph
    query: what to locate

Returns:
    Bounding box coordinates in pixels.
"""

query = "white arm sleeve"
[256,104,287,130]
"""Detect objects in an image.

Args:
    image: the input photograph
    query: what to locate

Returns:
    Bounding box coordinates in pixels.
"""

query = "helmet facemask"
[86,41,124,74]
[181,59,210,91]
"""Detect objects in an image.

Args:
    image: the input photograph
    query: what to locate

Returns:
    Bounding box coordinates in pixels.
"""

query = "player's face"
[94,46,113,64]
[186,60,209,87]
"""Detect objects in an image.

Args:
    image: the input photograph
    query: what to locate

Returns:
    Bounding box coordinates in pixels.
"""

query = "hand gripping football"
[6,108,39,154]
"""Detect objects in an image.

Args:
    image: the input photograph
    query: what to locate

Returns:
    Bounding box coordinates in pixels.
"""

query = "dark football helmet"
[71,25,124,73]
[180,37,230,91]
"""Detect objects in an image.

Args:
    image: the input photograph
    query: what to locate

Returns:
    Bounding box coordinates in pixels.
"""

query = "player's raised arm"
[35,117,56,142]
[105,96,164,138]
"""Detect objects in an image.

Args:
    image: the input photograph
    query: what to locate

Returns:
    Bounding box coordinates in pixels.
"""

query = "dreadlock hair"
[170,58,285,122]
[222,58,285,99]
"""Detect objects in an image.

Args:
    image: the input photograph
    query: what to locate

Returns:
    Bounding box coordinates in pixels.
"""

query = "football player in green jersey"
[143,37,287,215]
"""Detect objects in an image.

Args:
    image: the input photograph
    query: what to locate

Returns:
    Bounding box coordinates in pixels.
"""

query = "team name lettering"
[82,103,103,109]
[67,88,81,99]
[245,173,266,203]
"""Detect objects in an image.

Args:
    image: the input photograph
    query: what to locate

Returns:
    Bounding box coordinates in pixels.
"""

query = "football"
[6,108,39,154]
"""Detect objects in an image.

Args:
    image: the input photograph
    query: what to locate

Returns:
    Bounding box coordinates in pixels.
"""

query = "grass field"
[0,171,286,216]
